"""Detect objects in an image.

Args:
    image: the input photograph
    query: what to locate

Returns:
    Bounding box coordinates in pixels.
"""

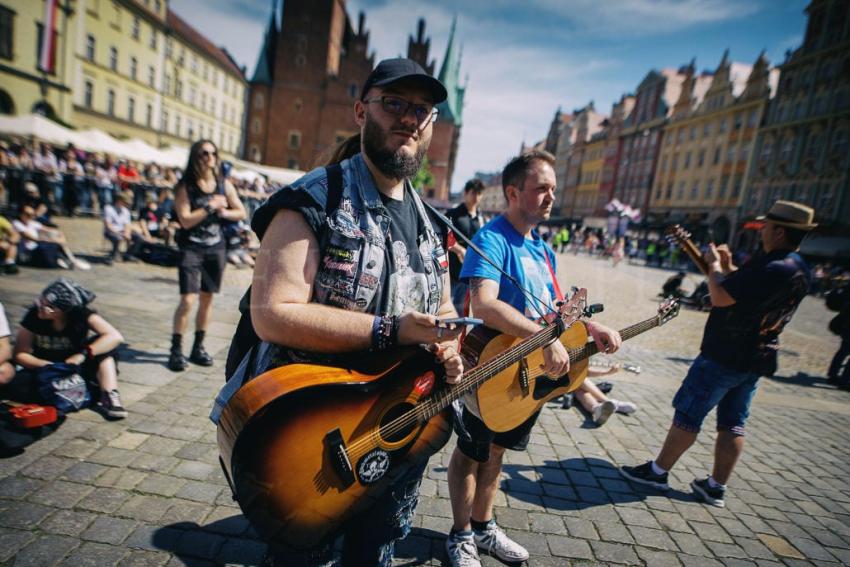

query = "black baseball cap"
[360,58,448,104]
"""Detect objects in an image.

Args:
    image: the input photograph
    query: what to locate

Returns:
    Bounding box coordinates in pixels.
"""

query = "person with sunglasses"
[168,140,246,371]
[216,58,463,567]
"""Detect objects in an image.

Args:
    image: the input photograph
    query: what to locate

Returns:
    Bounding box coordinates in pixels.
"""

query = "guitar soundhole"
[379,403,416,443]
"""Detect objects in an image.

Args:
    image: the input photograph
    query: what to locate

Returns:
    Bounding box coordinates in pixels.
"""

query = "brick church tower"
[243,0,373,169]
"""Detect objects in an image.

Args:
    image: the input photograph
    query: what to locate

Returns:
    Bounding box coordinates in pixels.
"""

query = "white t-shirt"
[12,218,43,251]
[0,303,10,339]
[103,204,132,233]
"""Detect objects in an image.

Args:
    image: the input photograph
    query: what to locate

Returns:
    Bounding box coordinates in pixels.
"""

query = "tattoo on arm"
[469,278,484,297]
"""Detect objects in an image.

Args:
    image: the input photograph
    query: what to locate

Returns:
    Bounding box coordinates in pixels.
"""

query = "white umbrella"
[0,113,86,147]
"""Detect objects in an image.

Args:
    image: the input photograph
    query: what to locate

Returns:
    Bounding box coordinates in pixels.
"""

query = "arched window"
[32,100,56,119]
[252,118,261,134]
[0,89,15,115]
[293,98,303,113]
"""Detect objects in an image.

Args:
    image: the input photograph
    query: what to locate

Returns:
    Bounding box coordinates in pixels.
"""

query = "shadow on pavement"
[140,275,180,285]
[666,356,695,365]
[153,517,265,566]
[765,371,834,388]
[119,345,169,365]
[501,456,695,511]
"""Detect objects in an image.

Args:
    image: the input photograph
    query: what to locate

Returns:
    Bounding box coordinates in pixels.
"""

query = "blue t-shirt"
[460,215,558,319]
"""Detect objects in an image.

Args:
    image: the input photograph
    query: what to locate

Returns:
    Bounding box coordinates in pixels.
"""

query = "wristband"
[82,345,94,360]
[204,203,215,215]
[371,315,399,351]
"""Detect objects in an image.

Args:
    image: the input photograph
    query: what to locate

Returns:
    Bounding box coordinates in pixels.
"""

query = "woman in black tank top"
[168,140,246,372]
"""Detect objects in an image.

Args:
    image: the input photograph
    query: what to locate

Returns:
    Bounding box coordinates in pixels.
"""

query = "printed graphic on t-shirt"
[520,254,553,318]
[386,239,428,316]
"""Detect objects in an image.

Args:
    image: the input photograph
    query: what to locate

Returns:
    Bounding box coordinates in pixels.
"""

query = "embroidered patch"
[323,258,356,275]
[326,246,357,262]
[327,292,355,309]
[359,273,379,289]
[413,371,435,396]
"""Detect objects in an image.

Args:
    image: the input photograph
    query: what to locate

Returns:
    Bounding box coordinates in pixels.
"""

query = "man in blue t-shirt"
[445,150,622,567]
[621,200,815,509]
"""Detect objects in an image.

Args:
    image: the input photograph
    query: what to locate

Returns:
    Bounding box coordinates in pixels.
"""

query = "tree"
[412,156,434,195]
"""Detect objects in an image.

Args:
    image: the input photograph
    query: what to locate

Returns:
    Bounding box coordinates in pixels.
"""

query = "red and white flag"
[39,0,58,73]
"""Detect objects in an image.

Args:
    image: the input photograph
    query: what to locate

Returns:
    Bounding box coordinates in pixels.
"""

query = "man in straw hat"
[621,200,815,508]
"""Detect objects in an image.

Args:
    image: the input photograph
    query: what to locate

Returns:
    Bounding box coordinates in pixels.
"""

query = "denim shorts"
[672,354,760,435]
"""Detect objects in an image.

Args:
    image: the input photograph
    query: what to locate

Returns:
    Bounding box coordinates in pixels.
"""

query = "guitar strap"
[543,252,564,302]
[421,201,555,323]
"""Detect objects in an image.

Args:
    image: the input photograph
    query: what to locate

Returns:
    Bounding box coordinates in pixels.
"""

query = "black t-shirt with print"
[20,306,94,362]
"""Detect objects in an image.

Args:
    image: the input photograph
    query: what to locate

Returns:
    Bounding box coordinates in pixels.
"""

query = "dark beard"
[362,117,429,180]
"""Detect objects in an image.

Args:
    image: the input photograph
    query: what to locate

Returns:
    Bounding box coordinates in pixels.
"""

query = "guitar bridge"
[326,428,355,487]
[518,358,529,397]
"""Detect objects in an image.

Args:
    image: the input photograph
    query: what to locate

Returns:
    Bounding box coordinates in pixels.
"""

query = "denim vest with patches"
[255,154,445,373]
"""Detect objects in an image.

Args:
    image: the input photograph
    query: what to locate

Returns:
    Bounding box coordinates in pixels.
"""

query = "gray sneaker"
[473,521,529,563]
[445,531,481,567]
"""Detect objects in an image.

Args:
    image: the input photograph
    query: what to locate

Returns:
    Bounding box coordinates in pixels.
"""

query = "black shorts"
[178,245,226,294]
[453,402,540,463]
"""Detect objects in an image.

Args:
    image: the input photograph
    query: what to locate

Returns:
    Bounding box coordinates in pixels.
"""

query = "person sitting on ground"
[138,193,175,246]
[225,221,255,268]
[0,214,21,274]
[11,278,127,418]
[662,271,687,298]
[103,192,143,264]
[13,204,90,270]
[574,374,638,426]
[0,303,14,385]
[21,181,57,227]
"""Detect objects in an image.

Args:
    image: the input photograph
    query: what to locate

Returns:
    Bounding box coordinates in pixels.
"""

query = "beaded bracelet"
[371,314,399,351]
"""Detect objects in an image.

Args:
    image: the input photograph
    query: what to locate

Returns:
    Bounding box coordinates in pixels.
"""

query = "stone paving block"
[125,524,183,552]
[540,482,577,500]
[13,534,80,566]
[108,431,151,450]
[0,501,54,529]
[593,521,635,545]
[76,486,131,513]
[171,459,217,481]
[201,507,251,536]
[824,546,850,565]
[81,515,139,545]
[61,541,130,566]
[85,446,139,467]
[504,478,544,495]
[735,537,779,560]
[20,455,76,480]
[160,500,213,526]
[136,473,187,497]
[616,506,662,528]
[546,534,594,559]
[137,436,188,456]
[670,532,713,557]
[627,525,679,551]
[590,540,640,564]
[677,553,725,566]
[0,476,44,500]
[717,516,756,538]
[175,528,225,560]
[690,520,734,543]
[504,492,545,511]
[40,509,98,536]
[116,494,170,523]
[52,438,99,459]
[636,546,684,567]
[705,541,748,559]
[0,528,36,562]
[93,467,149,490]
[564,517,599,540]
[785,537,837,562]
[504,529,550,557]
[60,461,109,484]
[654,509,696,533]
[528,512,567,535]
[123,549,173,566]
[175,480,223,504]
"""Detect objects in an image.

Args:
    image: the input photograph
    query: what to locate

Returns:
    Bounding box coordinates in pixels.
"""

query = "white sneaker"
[613,400,637,415]
[592,400,616,425]
[72,258,92,270]
[446,532,481,567]
[56,257,71,269]
[473,521,529,562]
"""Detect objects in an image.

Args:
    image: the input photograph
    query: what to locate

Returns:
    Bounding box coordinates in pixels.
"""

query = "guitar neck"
[420,322,563,419]
[567,316,660,363]
[680,238,709,275]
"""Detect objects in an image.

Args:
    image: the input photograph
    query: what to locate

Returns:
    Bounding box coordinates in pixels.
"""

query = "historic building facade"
[243,1,465,199]
[614,67,687,218]
[744,0,850,240]
[650,52,776,242]
[598,95,635,215]
[0,0,247,155]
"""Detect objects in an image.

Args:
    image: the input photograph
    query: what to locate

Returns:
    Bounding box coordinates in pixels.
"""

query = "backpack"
[224,164,344,381]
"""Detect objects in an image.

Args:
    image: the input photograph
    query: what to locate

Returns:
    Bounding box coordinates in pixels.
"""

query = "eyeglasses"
[363,95,438,127]
[200,149,217,158]
[36,297,56,314]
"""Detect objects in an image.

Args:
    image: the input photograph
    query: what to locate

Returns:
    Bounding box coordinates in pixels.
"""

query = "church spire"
[251,0,278,84]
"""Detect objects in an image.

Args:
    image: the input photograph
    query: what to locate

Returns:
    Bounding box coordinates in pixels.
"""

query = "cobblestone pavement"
[0,218,848,566]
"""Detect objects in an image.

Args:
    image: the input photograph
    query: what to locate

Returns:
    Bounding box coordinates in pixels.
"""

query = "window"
[252,118,261,134]
[748,110,758,128]
[702,122,711,137]
[831,130,848,155]
[0,6,12,61]
[128,96,135,122]
[107,89,115,115]
[733,112,742,129]
[36,22,58,74]
[132,16,140,40]
[164,73,171,93]
[665,183,672,200]
[84,80,94,108]
[165,37,172,58]
[109,46,118,71]
[191,55,197,73]
[761,139,773,162]
[689,126,696,141]
[677,181,685,200]
[732,176,743,198]
[203,63,209,81]
[684,151,691,169]
[161,108,168,132]
[288,130,301,149]
[200,92,206,110]
[719,176,729,198]
[148,66,155,87]
[288,158,299,169]
[671,153,678,171]
[713,146,721,165]
[130,56,137,80]
[155,0,161,13]
[86,34,96,61]
[690,181,699,200]
[697,149,705,167]
[780,136,794,161]
[150,30,157,50]
[740,142,749,163]
[677,128,685,144]
[254,93,264,109]
[188,119,194,139]
[189,86,196,105]
[726,145,736,163]
[146,103,152,127]
[348,83,358,99]
[175,114,181,135]
[293,98,303,113]
[175,80,182,99]
[660,155,667,172]
[719,118,727,133]
[705,178,714,199]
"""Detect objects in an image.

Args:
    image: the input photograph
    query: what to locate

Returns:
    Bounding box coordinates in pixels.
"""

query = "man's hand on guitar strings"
[541,339,570,379]
[429,342,464,383]
[586,321,622,354]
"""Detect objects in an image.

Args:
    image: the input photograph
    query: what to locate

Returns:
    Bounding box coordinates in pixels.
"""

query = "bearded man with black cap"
[621,200,816,508]
[215,58,465,566]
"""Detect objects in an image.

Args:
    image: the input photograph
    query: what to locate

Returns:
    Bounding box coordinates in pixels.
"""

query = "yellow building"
[573,135,605,218]
[1,0,246,157]
[651,51,777,242]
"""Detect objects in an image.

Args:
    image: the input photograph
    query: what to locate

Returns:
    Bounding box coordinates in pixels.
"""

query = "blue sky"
[171,0,809,195]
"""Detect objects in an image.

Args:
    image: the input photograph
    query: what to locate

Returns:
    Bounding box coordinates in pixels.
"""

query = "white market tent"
[0,114,86,147]
[232,158,303,186]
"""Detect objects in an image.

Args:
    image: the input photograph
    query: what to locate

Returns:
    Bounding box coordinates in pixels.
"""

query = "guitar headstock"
[559,287,587,329]
[665,224,691,245]
[656,297,680,326]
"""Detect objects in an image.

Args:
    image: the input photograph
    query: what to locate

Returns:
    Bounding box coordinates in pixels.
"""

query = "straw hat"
[756,200,817,231]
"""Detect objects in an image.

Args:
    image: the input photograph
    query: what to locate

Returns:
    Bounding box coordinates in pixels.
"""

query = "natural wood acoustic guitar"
[665,224,710,275]
[471,298,680,433]
[216,290,587,552]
